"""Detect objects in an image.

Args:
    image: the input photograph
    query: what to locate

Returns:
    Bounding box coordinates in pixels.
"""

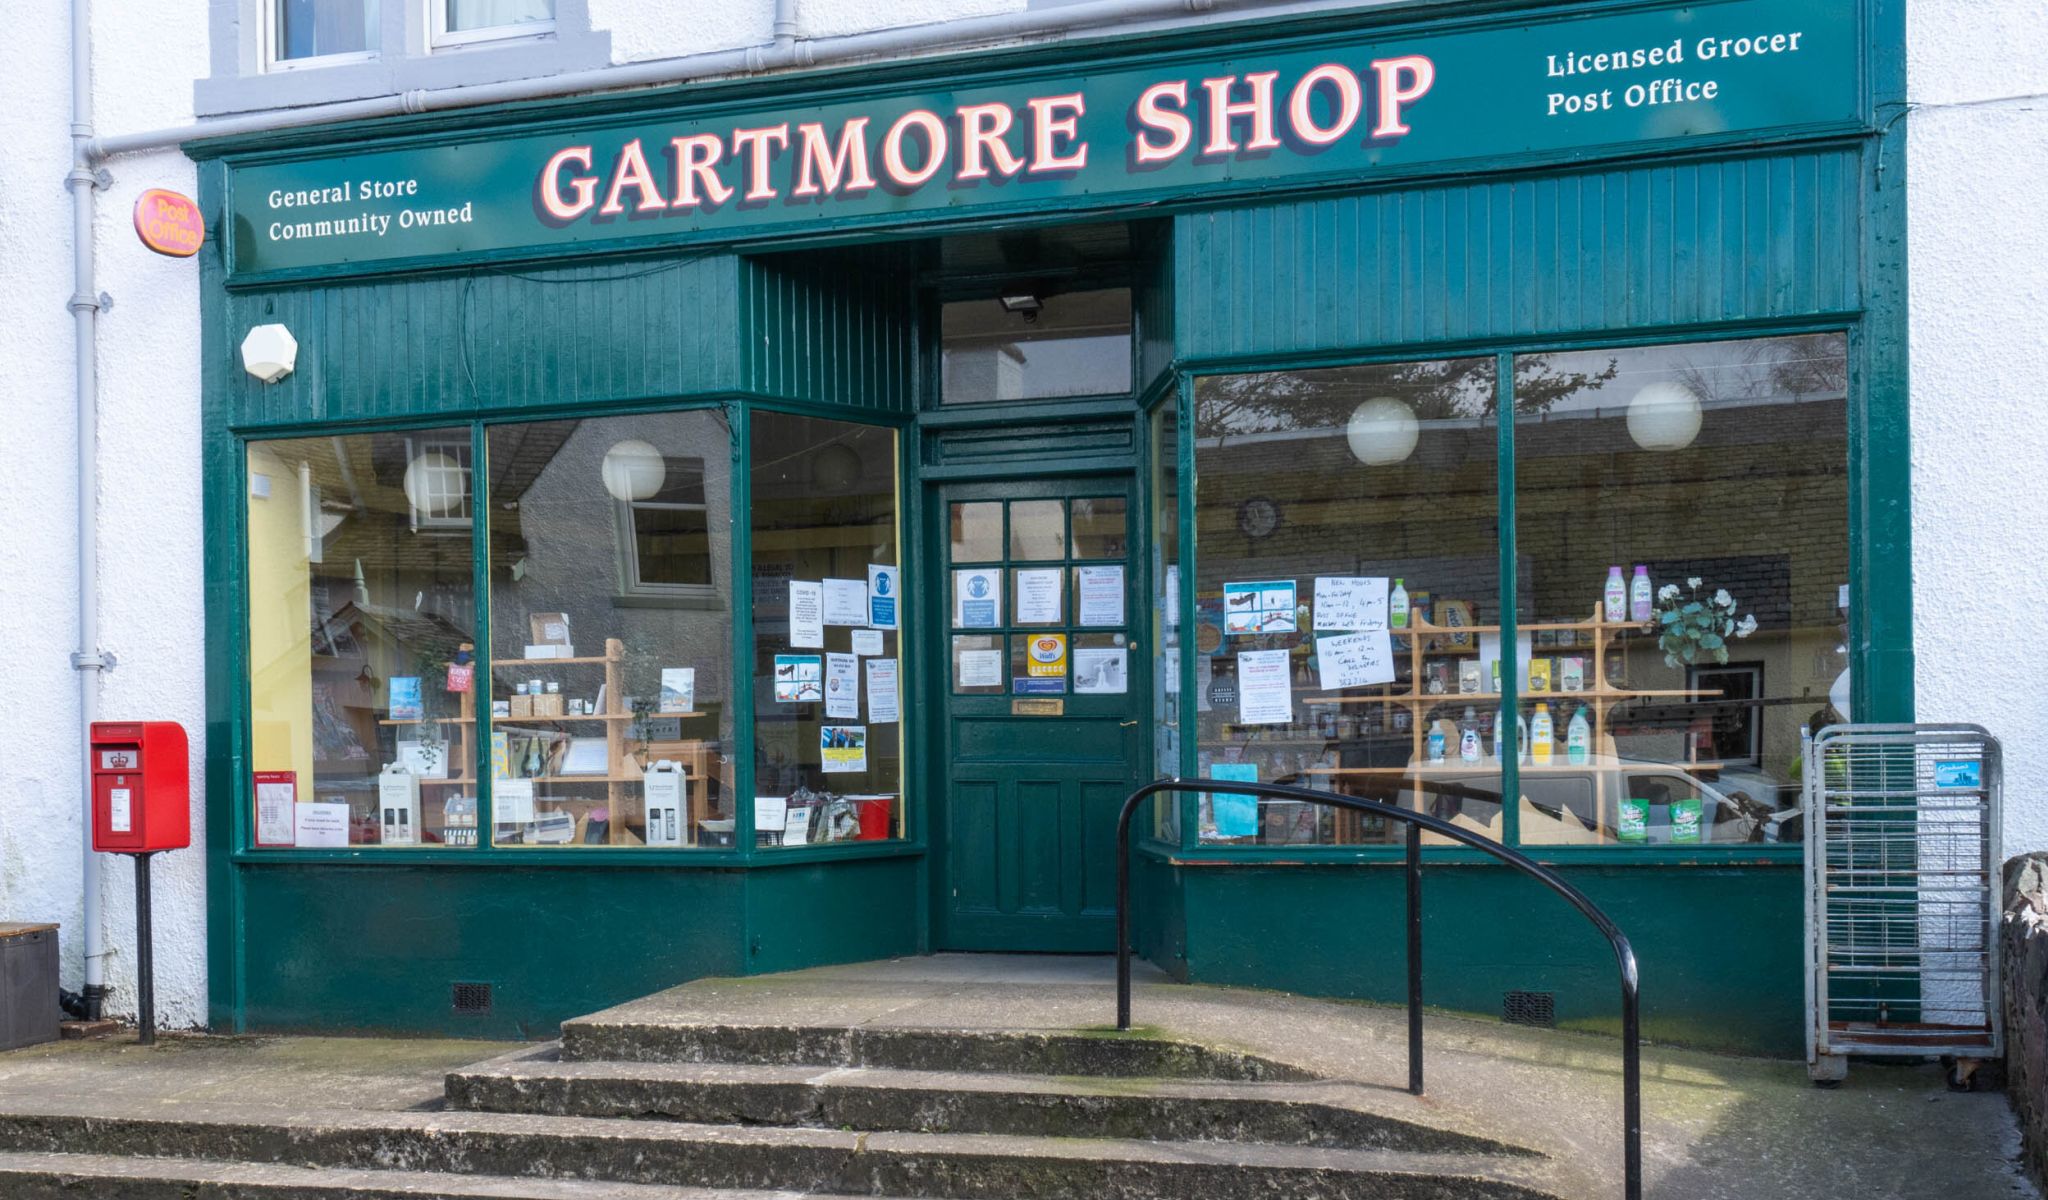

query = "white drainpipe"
[65,0,1315,1022]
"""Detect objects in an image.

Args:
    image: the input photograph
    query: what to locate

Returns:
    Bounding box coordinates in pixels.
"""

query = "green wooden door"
[931,477,1144,952]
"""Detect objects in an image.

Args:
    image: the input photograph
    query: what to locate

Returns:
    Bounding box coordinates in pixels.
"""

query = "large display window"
[1185,333,1848,852]
[748,413,906,847]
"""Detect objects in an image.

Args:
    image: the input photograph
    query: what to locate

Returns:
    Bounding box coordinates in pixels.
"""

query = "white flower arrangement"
[1653,578,1755,667]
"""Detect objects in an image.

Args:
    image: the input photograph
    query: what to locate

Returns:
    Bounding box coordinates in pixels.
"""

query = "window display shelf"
[494,712,704,723]
[488,655,613,667]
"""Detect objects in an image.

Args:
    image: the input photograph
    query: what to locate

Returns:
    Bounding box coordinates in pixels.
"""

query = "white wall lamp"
[601,439,666,503]
[1626,381,1704,452]
[240,323,299,383]
[1345,396,1420,466]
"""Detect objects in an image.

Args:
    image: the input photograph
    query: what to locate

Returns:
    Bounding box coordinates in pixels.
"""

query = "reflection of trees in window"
[1197,356,1617,436]
[1673,332,1848,403]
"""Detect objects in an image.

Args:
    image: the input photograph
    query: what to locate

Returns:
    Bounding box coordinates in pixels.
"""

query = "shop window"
[484,413,736,849]
[434,0,555,47]
[1510,333,1847,849]
[749,414,905,847]
[1150,399,1181,841]
[1190,359,1501,846]
[244,430,476,848]
[270,0,380,67]
[616,455,714,598]
[940,288,1133,404]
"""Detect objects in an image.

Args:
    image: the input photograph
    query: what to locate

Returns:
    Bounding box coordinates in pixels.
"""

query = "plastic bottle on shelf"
[1427,724,1447,764]
[1530,703,1555,765]
[1460,707,1482,763]
[1604,566,1628,623]
[1630,565,1654,622]
[1390,579,1410,629]
[1566,706,1591,765]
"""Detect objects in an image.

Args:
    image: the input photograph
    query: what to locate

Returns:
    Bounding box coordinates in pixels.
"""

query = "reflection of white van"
[1396,757,1778,846]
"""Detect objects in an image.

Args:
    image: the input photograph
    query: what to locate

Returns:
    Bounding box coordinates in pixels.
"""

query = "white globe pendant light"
[1626,381,1704,452]
[1345,397,1420,466]
[402,452,467,516]
[601,439,666,502]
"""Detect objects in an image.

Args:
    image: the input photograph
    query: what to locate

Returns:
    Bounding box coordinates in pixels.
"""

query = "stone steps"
[446,1045,1527,1156]
[0,1099,1569,1200]
[558,1019,1315,1080]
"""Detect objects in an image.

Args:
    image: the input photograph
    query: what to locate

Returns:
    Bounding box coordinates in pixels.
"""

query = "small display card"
[1315,630,1397,690]
[1077,565,1125,627]
[1313,577,1389,631]
[253,771,296,848]
[850,628,885,656]
[659,667,696,713]
[494,779,536,825]
[789,581,825,648]
[1223,581,1298,636]
[825,653,860,719]
[958,649,1004,688]
[823,578,869,626]
[294,802,350,848]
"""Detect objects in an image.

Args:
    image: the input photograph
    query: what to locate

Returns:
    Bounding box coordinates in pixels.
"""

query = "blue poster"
[1209,763,1260,839]
[1933,760,1982,790]
[868,564,899,630]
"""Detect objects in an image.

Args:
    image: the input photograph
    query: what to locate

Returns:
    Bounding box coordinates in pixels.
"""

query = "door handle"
[1120,720,1138,728]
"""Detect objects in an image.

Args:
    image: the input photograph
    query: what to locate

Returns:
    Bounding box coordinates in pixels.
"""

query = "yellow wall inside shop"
[245,445,315,791]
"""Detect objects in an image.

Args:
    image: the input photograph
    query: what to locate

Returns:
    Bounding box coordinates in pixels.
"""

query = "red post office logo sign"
[134,189,204,258]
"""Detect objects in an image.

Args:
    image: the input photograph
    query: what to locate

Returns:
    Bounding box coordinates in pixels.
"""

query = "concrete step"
[0,1099,1571,1200]
[0,1150,866,1198]
[558,1020,1317,1081]
[446,1046,1529,1157]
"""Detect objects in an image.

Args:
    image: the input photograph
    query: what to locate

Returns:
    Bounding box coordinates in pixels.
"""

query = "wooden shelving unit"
[1287,605,1719,845]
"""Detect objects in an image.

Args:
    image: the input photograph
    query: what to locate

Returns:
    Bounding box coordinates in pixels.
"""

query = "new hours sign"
[224,0,1860,279]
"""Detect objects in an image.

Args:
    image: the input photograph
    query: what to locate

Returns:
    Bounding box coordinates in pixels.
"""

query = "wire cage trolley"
[1805,723,2002,1086]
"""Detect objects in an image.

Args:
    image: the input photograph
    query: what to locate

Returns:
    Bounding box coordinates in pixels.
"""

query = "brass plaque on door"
[1012,698,1065,716]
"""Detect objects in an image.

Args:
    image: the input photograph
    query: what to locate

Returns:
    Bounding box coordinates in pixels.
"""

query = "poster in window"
[253,771,295,848]
[1223,581,1297,635]
[820,725,867,773]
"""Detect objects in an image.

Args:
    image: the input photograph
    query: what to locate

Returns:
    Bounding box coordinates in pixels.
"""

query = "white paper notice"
[850,628,885,656]
[1315,630,1397,690]
[789,581,825,648]
[294,802,350,848]
[1163,566,1181,625]
[1162,646,1180,694]
[867,658,900,723]
[1015,568,1063,624]
[494,779,536,824]
[954,569,1002,628]
[823,578,869,626]
[255,777,295,846]
[109,788,132,833]
[1236,650,1295,725]
[958,649,1004,687]
[825,653,860,719]
[1077,565,1125,627]
[1073,647,1129,694]
[1314,577,1390,631]
[783,806,813,845]
[754,795,789,832]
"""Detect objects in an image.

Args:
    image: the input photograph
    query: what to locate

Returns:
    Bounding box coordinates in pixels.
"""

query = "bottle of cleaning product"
[1630,565,1653,622]
[1460,707,1482,763]
[1493,705,1507,762]
[1390,578,1410,629]
[1566,706,1591,765]
[1517,711,1531,765]
[1530,703,1554,765]
[1427,724,1447,764]
[1603,566,1627,623]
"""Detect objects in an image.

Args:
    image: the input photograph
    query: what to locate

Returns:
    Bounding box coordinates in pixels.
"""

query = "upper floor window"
[433,0,556,48]
[619,455,715,598]
[271,0,380,68]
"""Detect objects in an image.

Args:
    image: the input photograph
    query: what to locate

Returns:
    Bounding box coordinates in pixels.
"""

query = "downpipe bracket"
[71,649,116,672]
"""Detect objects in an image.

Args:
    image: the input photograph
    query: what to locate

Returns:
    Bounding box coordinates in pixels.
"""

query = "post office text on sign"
[536,56,1435,221]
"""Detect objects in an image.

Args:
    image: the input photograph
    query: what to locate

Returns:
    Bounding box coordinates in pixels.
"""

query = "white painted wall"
[2,0,2041,1031]
[1906,0,2048,853]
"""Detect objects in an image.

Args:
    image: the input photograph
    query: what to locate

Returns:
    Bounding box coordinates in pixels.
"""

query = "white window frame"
[260,0,381,72]
[616,456,716,601]
[429,0,557,51]
[405,436,474,534]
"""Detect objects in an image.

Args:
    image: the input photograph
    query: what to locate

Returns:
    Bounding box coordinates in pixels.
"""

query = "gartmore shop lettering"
[535,57,1435,222]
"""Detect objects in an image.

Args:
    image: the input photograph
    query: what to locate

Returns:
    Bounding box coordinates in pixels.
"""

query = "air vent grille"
[1503,990,1556,1028]
[451,982,493,1014]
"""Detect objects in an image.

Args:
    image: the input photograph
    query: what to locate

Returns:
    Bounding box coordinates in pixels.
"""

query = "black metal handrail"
[1116,777,1642,1200]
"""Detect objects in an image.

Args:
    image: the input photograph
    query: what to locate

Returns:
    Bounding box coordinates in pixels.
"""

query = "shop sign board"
[224,0,1859,279]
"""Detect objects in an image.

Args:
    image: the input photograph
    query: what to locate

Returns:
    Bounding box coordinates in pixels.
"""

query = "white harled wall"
[1906,0,2048,853]
[0,0,2040,1031]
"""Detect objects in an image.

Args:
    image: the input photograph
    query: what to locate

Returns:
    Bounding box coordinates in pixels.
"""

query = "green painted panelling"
[1135,222,1176,390]
[1131,853,1188,980]
[1178,863,1802,1057]
[743,857,925,976]
[1176,148,1862,362]
[220,254,743,429]
[737,249,917,412]
[928,421,1134,467]
[236,865,748,1038]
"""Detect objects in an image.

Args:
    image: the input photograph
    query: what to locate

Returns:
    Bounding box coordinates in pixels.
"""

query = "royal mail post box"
[90,722,189,854]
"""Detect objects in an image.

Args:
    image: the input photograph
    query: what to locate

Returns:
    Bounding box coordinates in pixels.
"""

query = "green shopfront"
[198,0,1909,1056]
